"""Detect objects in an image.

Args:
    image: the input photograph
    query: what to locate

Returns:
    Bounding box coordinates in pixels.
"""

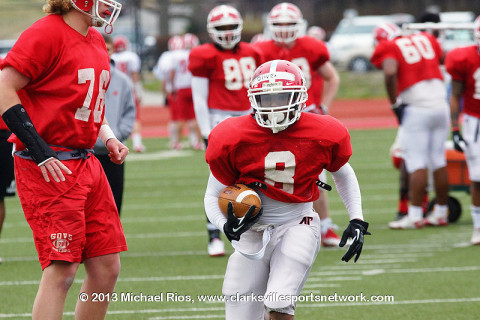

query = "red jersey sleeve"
[445,48,465,82]
[188,44,216,78]
[370,41,396,69]
[2,22,58,81]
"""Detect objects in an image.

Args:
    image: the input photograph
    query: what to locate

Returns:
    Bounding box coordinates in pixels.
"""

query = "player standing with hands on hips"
[370,21,450,229]
[204,60,370,320]
[0,1,128,319]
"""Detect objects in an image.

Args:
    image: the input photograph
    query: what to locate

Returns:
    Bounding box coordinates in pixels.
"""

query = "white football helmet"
[71,0,122,30]
[373,22,402,46]
[474,16,480,48]
[168,35,184,51]
[183,33,200,50]
[207,5,243,49]
[267,2,304,44]
[307,26,326,41]
[248,60,308,133]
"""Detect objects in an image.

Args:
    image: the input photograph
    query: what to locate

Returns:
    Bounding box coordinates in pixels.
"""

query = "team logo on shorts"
[300,216,314,225]
[50,233,73,253]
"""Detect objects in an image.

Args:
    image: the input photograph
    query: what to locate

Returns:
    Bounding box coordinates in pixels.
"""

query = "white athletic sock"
[320,217,333,234]
[471,205,480,229]
[408,205,423,221]
[433,204,448,218]
[132,132,143,147]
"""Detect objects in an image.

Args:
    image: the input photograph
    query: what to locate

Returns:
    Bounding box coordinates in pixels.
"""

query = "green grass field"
[0,128,478,320]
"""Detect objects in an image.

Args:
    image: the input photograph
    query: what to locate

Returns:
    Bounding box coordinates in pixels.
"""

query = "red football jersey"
[445,45,480,118]
[188,42,263,112]
[206,113,352,203]
[0,14,110,150]
[0,57,7,130]
[371,32,443,94]
[253,36,330,106]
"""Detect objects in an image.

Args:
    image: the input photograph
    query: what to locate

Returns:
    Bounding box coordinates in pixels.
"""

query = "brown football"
[218,184,262,218]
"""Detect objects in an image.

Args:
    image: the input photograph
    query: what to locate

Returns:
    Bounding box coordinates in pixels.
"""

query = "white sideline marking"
[299,297,480,308]
[127,150,194,161]
[149,316,224,320]
[1,298,480,318]
[2,266,480,287]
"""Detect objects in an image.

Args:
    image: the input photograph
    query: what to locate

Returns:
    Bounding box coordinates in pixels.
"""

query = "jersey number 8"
[223,57,256,90]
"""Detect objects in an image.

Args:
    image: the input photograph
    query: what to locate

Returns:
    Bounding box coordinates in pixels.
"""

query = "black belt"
[15,148,93,161]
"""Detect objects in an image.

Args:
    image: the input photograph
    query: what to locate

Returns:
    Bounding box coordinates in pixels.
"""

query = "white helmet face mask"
[71,0,122,31]
[268,2,304,44]
[207,5,243,49]
[248,60,308,133]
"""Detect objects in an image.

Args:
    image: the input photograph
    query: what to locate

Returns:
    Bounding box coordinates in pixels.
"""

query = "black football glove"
[452,129,467,152]
[223,202,263,242]
[339,219,371,263]
[203,137,208,148]
[391,102,407,125]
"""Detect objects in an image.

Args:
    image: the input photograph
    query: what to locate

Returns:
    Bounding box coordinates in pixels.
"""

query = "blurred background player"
[154,34,203,150]
[189,4,263,256]
[0,57,16,264]
[94,34,136,215]
[371,21,449,229]
[253,3,342,247]
[112,35,146,153]
[445,16,480,245]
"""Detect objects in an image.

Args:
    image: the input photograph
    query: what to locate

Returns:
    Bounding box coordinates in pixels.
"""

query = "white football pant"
[401,105,449,173]
[462,113,480,182]
[223,212,321,319]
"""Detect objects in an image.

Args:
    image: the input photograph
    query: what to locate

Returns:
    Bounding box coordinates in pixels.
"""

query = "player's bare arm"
[0,66,72,183]
[449,80,464,128]
[317,61,340,110]
[382,58,398,104]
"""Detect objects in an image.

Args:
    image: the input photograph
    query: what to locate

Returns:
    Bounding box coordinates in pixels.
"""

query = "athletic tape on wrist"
[99,124,116,145]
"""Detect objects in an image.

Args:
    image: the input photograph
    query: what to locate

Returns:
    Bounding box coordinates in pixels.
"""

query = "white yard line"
[1,298,480,318]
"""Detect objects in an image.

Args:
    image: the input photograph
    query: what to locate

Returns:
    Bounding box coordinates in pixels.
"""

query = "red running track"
[139,98,398,138]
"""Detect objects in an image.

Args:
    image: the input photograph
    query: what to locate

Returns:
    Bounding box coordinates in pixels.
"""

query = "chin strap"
[104,24,113,34]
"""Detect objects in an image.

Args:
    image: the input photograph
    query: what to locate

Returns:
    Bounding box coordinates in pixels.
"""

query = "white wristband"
[99,124,116,146]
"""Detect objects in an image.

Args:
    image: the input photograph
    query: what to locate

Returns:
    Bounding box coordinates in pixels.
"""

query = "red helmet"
[207,5,243,49]
[183,33,200,50]
[267,3,304,44]
[71,0,122,28]
[373,22,401,46]
[113,35,129,52]
[248,60,308,133]
[168,35,184,51]
[307,26,326,41]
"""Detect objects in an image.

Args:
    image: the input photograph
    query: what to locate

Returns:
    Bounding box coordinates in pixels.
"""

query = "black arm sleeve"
[1,104,57,164]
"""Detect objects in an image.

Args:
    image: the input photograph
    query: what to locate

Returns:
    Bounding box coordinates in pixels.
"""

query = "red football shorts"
[169,88,196,121]
[14,155,128,270]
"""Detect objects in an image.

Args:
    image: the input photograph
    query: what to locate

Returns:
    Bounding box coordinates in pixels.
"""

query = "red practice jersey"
[206,113,352,203]
[371,32,443,94]
[254,36,329,106]
[0,14,110,150]
[445,45,480,118]
[188,42,263,112]
[0,57,7,130]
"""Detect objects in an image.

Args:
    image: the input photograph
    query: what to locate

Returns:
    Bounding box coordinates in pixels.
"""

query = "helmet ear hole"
[72,0,94,12]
